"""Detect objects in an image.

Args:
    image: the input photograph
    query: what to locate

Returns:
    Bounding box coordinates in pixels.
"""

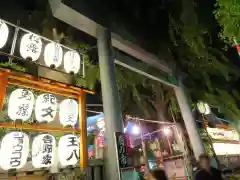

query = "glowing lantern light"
[8,89,34,121]
[197,101,205,114]
[163,128,171,135]
[197,101,211,115]
[32,134,56,168]
[204,103,211,115]
[64,51,81,74]
[58,134,79,166]
[35,94,57,123]
[20,33,42,61]
[0,21,9,49]
[59,99,78,127]
[132,125,140,135]
[0,132,29,170]
[44,42,63,68]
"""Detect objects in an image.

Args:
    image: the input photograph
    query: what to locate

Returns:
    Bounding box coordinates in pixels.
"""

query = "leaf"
[232,89,240,100]
[0,62,26,72]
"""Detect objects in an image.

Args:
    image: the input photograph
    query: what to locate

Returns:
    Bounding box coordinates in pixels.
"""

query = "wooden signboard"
[115,132,133,169]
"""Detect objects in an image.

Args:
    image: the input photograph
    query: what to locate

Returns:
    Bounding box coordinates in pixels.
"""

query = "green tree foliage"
[115,64,181,121]
[214,0,240,42]
[114,0,240,122]
[213,0,240,121]
[167,0,240,121]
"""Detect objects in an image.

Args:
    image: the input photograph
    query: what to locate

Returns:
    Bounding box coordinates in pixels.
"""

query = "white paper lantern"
[58,134,79,166]
[204,103,211,115]
[0,132,29,170]
[64,51,81,74]
[8,89,34,121]
[0,21,9,49]
[197,101,205,114]
[44,42,63,68]
[20,33,42,61]
[59,99,78,126]
[35,94,57,123]
[32,134,56,168]
[197,101,211,115]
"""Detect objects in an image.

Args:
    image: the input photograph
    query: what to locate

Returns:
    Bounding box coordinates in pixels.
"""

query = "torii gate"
[48,0,204,179]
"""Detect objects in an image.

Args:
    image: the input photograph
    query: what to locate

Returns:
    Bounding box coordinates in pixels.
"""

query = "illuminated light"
[213,143,240,155]
[58,134,79,166]
[0,21,9,49]
[20,33,42,61]
[163,128,171,135]
[64,51,81,74]
[204,103,211,115]
[35,94,57,123]
[132,125,140,135]
[206,127,239,141]
[0,132,29,170]
[59,99,78,127]
[197,101,211,115]
[32,134,56,168]
[197,101,206,114]
[44,42,63,68]
[8,89,34,121]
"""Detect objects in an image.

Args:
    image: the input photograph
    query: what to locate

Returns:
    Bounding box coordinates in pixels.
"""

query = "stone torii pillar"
[174,81,205,160]
[97,26,124,180]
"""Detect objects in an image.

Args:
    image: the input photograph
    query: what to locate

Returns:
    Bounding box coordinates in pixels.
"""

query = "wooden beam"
[114,50,178,87]
[0,68,95,95]
[0,122,80,133]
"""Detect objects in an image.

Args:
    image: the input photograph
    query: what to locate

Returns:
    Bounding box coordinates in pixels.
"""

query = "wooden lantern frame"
[0,68,94,169]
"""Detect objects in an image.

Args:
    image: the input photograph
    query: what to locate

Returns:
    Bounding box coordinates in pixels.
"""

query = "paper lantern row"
[0,132,79,170]
[0,21,81,74]
[8,89,78,126]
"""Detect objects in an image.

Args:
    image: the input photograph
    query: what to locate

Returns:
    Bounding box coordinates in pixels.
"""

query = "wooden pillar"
[79,90,87,168]
[0,72,9,112]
